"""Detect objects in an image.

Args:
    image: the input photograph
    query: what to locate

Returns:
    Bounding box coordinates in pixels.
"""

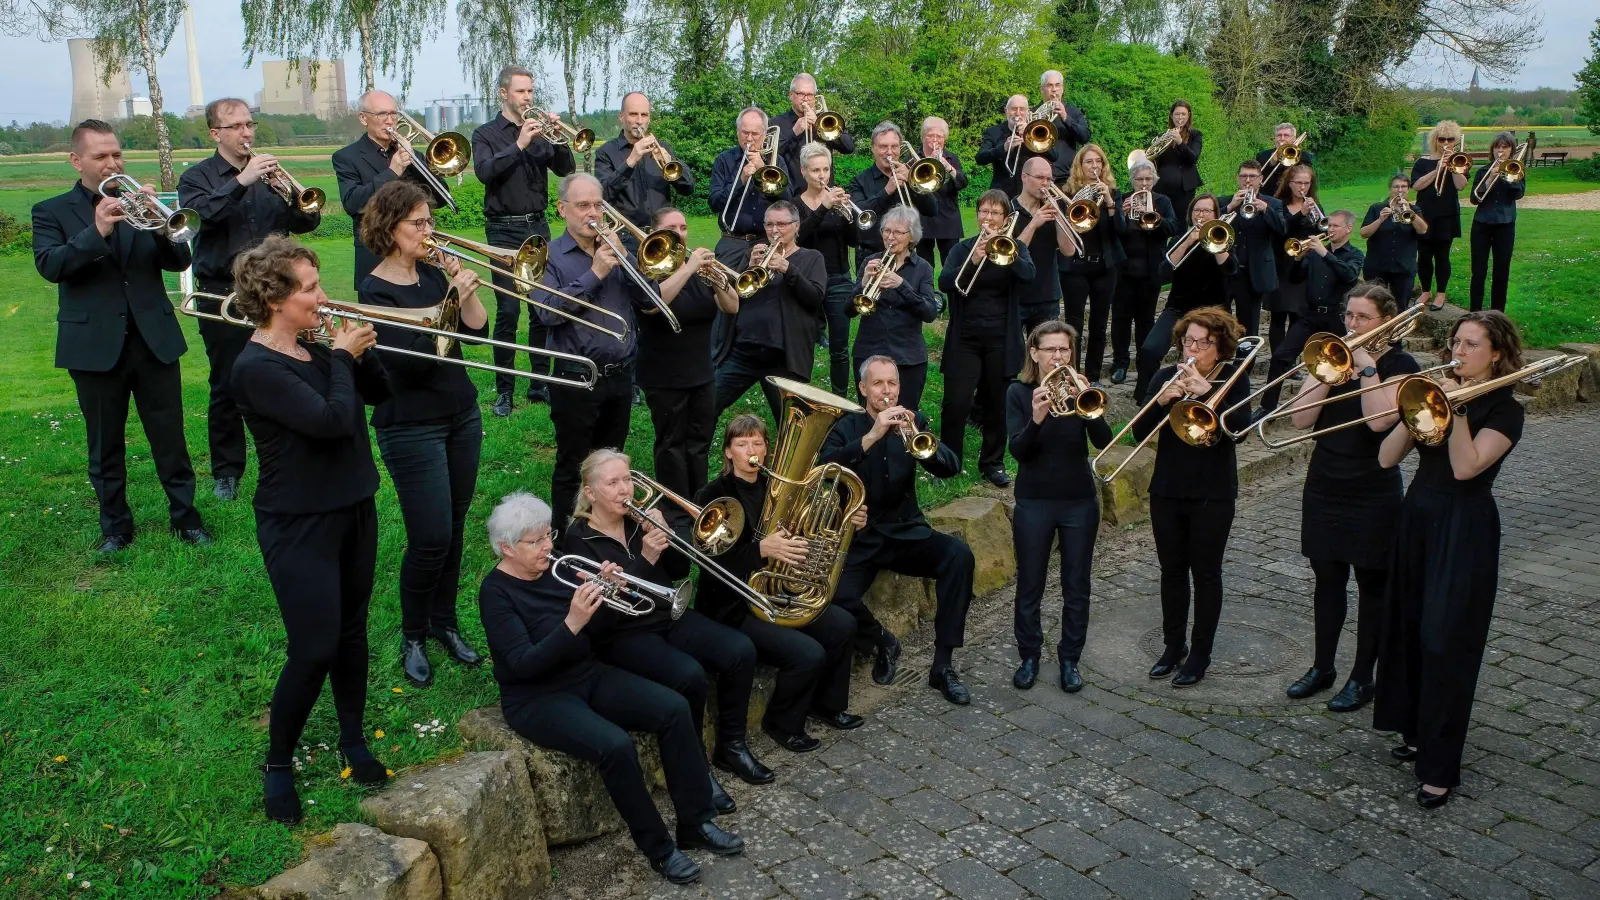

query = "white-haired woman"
[795,140,857,394]
[849,205,938,408]
[915,116,968,288]
[1111,158,1178,385]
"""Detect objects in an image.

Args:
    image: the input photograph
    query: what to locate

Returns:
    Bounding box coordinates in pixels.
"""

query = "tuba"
[746,378,868,627]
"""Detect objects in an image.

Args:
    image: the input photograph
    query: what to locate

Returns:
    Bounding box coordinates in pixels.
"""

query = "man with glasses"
[711,200,825,421]
[1256,209,1365,416]
[847,122,937,279]
[1038,70,1092,180]
[179,98,321,501]
[471,65,575,417]
[1223,159,1287,337]
[709,107,796,264]
[1255,122,1315,197]
[333,90,448,291]
[771,73,855,183]
[1012,156,1077,335]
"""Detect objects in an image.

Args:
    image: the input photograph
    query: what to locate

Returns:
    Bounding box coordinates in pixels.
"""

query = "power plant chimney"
[184,3,205,118]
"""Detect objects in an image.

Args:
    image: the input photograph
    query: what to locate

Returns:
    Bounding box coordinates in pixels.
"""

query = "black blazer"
[1155,130,1204,195]
[849,164,938,267]
[975,121,1056,198]
[1230,194,1288,293]
[820,409,962,559]
[332,134,444,287]
[33,184,192,372]
[921,149,968,240]
[1117,191,1180,279]
[1048,105,1093,181]
[937,238,1034,378]
[711,245,826,376]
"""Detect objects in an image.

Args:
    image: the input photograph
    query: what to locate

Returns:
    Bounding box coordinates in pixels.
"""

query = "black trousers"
[832,531,976,653]
[643,382,715,506]
[596,609,757,746]
[1469,221,1515,312]
[1311,559,1386,682]
[374,406,483,637]
[1012,497,1099,663]
[69,330,201,537]
[1417,236,1455,294]
[1134,305,1185,404]
[823,275,855,394]
[1111,273,1160,371]
[916,237,958,271]
[1364,268,1415,310]
[1266,310,1298,359]
[258,498,377,766]
[195,301,251,481]
[741,604,855,735]
[486,219,553,395]
[1226,270,1267,336]
[504,665,713,861]
[852,359,927,411]
[940,325,1008,474]
[1259,309,1343,412]
[549,366,633,534]
[1062,264,1118,379]
[714,343,801,423]
[1150,495,1235,665]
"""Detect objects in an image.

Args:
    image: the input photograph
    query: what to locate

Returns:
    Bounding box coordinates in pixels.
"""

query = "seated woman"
[478,492,743,884]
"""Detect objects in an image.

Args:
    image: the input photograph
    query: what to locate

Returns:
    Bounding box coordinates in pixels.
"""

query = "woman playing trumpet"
[1134,194,1236,403]
[1007,322,1114,693]
[795,142,860,394]
[1111,159,1178,386]
[850,206,939,409]
[1360,173,1429,308]
[1411,120,1468,311]
[1468,131,1525,313]
[1269,164,1326,356]
[1059,143,1126,385]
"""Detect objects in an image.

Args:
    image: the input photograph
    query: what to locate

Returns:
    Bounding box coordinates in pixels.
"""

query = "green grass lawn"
[1,160,1596,898]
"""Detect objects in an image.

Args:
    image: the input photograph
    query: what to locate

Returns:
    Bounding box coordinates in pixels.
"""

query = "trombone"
[736,239,786,297]
[423,230,630,341]
[1261,132,1307,186]
[851,251,904,315]
[893,410,939,459]
[550,553,689,619]
[520,103,594,152]
[97,174,199,242]
[952,212,1019,295]
[808,95,845,145]
[1095,355,1203,484]
[720,125,786,231]
[589,204,683,333]
[244,143,324,214]
[387,111,468,214]
[1040,364,1107,418]
[1005,101,1058,175]
[1040,182,1086,255]
[1170,217,1236,268]
[1472,132,1534,204]
[1417,150,1471,193]
[898,143,945,196]
[1129,189,1164,231]
[1252,361,1462,449]
[1394,353,1579,446]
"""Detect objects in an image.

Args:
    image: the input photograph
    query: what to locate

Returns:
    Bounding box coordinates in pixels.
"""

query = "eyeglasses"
[766,219,798,228]
[1035,345,1071,356]
[363,110,400,119]
[517,530,556,547]
[405,216,436,230]
[1180,336,1216,349]
[217,121,257,131]
[1345,311,1379,325]
[881,227,911,237]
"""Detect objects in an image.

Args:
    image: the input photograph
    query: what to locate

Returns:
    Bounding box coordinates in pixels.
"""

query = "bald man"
[1038,70,1092,181]
[332,90,451,288]
[1012,156,1077,334]
[595,91,696,232]
[975,95,1055,199]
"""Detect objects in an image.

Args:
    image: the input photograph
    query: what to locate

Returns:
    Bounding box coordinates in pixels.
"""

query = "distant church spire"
[1470,67,1481,91]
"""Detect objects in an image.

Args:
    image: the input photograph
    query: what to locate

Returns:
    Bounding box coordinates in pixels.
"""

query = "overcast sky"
[0,1,1591,127]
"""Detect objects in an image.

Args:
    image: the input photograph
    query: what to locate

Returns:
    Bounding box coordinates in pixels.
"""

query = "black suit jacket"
[1255,147,1316,197]
[332,134,444,287]
[1155,129,1204,194]
[771,107,856,184]
[975,121,1056,198]
[1230,194,1288,293]
[33,184,192,372]
[849,164,939,268]
[820,409,962,560]
[1048,105,1093,181]
[921,149,968,240]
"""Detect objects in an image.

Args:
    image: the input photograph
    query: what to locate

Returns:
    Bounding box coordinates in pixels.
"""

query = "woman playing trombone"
[850,206,939,409]
[794,141,859,394]
[1133,194,1236,403]
[358,181,490,686]
[1278,283,1421,709]
[1411,120,1468,311]
[1468,131,1525,313]
[1360,173,1429,308]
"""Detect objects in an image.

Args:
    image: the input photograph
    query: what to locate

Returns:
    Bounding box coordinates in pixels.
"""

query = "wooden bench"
[1538,151,1569,167]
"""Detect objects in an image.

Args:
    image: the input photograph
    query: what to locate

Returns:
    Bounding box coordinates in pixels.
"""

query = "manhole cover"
[1137,622,1303,678]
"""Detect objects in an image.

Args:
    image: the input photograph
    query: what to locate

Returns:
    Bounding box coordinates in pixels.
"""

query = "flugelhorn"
[1129,189,1163,231]
[736,238,785,297]
[97,174,199,242]
[851,250,903,315]
[423,230,631,341]
[520,104,594,153]
[243,142,325,214]
[387,110,468,213]
[1041,364,1106,419]
[1284,235,1324,260]
[550,553,689,618]
[952,212,1019,295]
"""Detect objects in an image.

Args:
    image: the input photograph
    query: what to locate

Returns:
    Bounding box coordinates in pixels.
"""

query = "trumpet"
[1283,235,1325,260]
[386,110,468,213]
[1040,364,1107,418]
[736,239,786,297]
[1129,189,1163,231]
[893,410,939,459]
[520,103,594,153]
[1389,193,1414,224]
[1005,101,1058,174]
[243,143,325,214]
[588,208,683,333]
[630,127,683,182]
[721,125,786,231]
[423,230,631,342]
[1171,217,1236,268]
[96,174,199,242]
[952,212,1019,295]
[808,95,845,145]
[1300,192,1329,231]
[836,192,876,230]
[696,256,746,295]
[1236,189,1259,220]
[852,250,904,315]
[1472,132,1535,204]
[551,553,689,619]
[1262,131,1307,185]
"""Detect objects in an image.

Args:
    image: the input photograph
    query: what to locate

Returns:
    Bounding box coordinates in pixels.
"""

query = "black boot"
[340,744,390,786]
[1013,657,1039,690]
[708,771,736,814]
[713,739,774,785]
[401,636,433,686]
[1286,666,1336,699]
[429,626,482,667]
[1148,645,1187,679]
[263,764,302,824]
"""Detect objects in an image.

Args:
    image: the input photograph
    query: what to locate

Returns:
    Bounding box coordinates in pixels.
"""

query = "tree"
[1578,19,1600,136]
[80,0,186,190]
[241,0,448,96]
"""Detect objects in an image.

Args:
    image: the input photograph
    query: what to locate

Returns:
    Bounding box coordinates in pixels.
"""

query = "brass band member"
[1266,164,1324,364]
[915,117,968,279]
[1283,283,1420,709]
[795,142,858,394]
[1152,100,1203,220]
[711,200,825,421]
[358,181,489,685]
[822,357,975,703]
[333,91,449,289]
[1007,323,1113,693]
[1225,159,1287,336]
[562,450,769,800]
[694,417,864,751]
[771,73,856,180]
[1360,173,1429,308]
[1135,194,1236,402]
[710,107,796,261]
[1412,120,1467,311]
[1060,143,1125,383]
[33,120,209,552]
[228,236,392,822]
[1468,131,1525,313]
[1111,159,1179,386]
[472,66,576,416]
[848,121,938,275]
[478,492,742,884]
[939,189,1038,488]
[1258,210,1364,416]
[595,91,695,233]
[1015,156,1075,338]
[850,207,939,408]
[1135,308,1252,687]
[1375,311,1527,809]
[179,98,321,502]
[975,95,1047,198]
[1255,122,1314,197]
[1039,70,1094,178]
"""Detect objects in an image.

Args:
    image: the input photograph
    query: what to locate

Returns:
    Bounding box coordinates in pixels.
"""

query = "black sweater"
[479,566,599,705]
[231,341,391,515]
[1132,362,1252,501]
[692,472,769,628]
[820,410,962,560]
[560,516,690,640]
[796,195,855,278]
[358,265,488,428]
[1005,380,1114,501]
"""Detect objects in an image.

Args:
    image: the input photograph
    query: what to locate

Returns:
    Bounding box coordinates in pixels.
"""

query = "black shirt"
[796,195,855,277]
[478,566,599,704]
[1005,379,1114,501]
[771,108,856,182]
[1362,202,1422,273]
[1293,242,1364,314]
[1255,147,1316,197]
[1154,130,1203,196]
[594,132,697,229]
[1011,196,1064,305]
[848,164,938,265]
[849,251,938,365]
[713,247,826,376]
[1118,192,1180,280]
[1132,361,1253,501]
[1411,157,1463,240]
[710,147,795,235]
[1469,164,1525,225]
[231,341,390,515]
[358,265,488,427]
[178,151,321,286]
[820,410,962,558]
[470,114,576,217]
[920,149,968,240]
[560,517,690,640]
[637,275,719,390]
[1161,243,1236,313]
[1409,384,1523,492]
[1310,348,1421,479]
[692,472,769,628]
[1060,187,1125,273]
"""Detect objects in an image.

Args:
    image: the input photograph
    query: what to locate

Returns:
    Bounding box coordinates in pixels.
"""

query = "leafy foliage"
[1578,19,1600,136]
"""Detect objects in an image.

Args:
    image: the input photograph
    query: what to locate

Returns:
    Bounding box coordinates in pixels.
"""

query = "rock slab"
[245,823,441,900]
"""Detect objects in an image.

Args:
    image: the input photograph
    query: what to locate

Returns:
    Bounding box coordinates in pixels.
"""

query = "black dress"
[1373,385,1525,790]
[1410,157,1462,241]
[1300,348,1421,566]
[1270,207,1321,316]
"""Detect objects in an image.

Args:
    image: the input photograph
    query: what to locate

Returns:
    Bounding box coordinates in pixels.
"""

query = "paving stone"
[1104,785,1202,834]
[890,788,979,833]
[1254,725,1349,763]
[1496,853,1600,900]
[1472,784,1592,833]
[1489,819,1598,870]
[867,820,963,872]
[793,821,884,871]
[1416,856,1530,900]
[928,856,1029,900]
[989,726,1071,766]
[1087,856,1194,900]
[1001,703,1073,737]
[1190,726,1275,766]
[1177,785,1278,833]
[741,819,810,869]
[946,821,1042,872]
[839,758,922,800]
[1412,819,1524,869]
[1129,705,1210,738]
[1165,853,1277,899]
[962,788,1051,833]
[929,730,1005,769]
[787,764,853,799]
[904,756,996,801]
[1182,755,1277,798]
[745,789,830,831]
[1057,703,1147,740]
[696,856,783,900]
[769,856,863,900]
[1007,858,1113,900]
[1253,856,1366,900]
[1253,755,1354,796]
[1019,821,1120,871]
[1044,758,1135,799]
[1094,818,1197,868]
[816,789,906,832]
[1256,786,1355,832]
[1115,754,1206,798]
[1172,818,1279,870]
[1331,856,1444,900]
[1257,818,1363,870]
[1032,785,1127,833]
[981,755,1059,800]
[1056,727,1143,767]
[848,856,943,900]
[818,738,873,769]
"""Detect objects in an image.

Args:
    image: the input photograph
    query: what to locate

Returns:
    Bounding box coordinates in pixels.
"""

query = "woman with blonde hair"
[1059,142,1125,384]
[1410,120,1467,311]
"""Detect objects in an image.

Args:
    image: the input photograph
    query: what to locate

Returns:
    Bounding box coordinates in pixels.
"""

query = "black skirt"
[1300,462,1404,568]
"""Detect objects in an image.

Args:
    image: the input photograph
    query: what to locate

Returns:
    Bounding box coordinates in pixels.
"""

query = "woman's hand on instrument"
[687,246,715,271]
[639,510,671,561]
[1351,346,1376,371]
[970,238,989,263]
[760,528,810,566]
[879,268,903,290]
[331,318,378,358]
[564,578,606,634]
[850,504,869,529]
[440,251,462,278]
[450,267,481,298]
[1032,385,1054,423]
[863,258,880,281]
[1177,363,1212,396]
[766,248,790,274]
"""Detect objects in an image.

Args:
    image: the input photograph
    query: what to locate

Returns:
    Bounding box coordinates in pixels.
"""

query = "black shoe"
[650,849,701,884]
[819,333,830,349]
[928,666,971,705]
[1110,367,1128,385]
[97,533,135,554]
[982,469,1012,488]
[1148,645,1187,679]
[872,634,901,685]
[525,386,548,405]
[708,772,736,814]
[401,636,433,686]
[173,527,214,546]
[1089,379,1105,389]
[1013,657,1039,690]
[340,747,390,786]
[492,392,513,417]
[1172,660,1207,688]
[1286,666,1336,699]
[1059,660,1084,693]
[1327,678,1374,712]
[810,710,864,731]
[676,820,744,856]
[712,740,774,785]
[263,764,302,825]
[213,476,239,501]
[1391,744,1418,761]
[762,723,821,753]
[1416,785,1451,809]
[429,626,482,667]
[1248,405,1275,427]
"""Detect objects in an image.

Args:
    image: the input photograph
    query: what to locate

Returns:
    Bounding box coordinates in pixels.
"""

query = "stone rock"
[246,823,441,900]
[1518,348,1584,412]
[361,751,549,899]
[1097,443,1154,527]
[928,496,1016,597]
[1558,343,1599,402]
[457,706,662,846]
[864,569,927,639]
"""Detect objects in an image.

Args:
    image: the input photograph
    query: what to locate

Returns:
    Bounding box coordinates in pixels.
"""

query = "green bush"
[1574,156,1600,182]
[1311,98,1419,188]
[0,209,31,256]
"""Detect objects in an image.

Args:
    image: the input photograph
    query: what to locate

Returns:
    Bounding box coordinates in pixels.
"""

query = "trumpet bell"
[1138,210,1163,231]
[164,208,201,243]
[851,293,875,316]
[661,160,683,182]
[736,267,770,298]
[1301,333,1354,385]
[639,230,687,280]
[756,166,789,198]
[1075,386,1108,419]
[987,235,1019,266]
[426,132,472,177]
[1200,221,1235,253]
[855,209,876,229]
[909,159,944,194]
[1168,399,1221,447]
[693,498,746,556]
[1397,377,1453,445]
[816,111,844,144]
[1023,120,1056,154]
[906,431,938,460]
[298,187,326,214]
[572,128,596,153]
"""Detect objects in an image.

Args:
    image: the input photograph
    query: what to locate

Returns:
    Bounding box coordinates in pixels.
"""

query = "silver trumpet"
[550,553,691,619]
[97,174,199,242]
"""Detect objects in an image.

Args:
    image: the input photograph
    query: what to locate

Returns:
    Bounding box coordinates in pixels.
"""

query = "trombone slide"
[423,233,631,342]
